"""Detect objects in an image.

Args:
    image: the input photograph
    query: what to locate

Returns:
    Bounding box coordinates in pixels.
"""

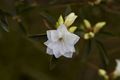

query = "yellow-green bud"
[93,22,106,33]
[83,19,91,29]
[98,69,109,80]
[64,12,77,27]
[69,26,77,33]
[56,15,64,28]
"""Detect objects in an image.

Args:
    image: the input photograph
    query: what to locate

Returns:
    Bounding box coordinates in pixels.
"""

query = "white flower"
[113,59,120,78]
[44,24,80,58]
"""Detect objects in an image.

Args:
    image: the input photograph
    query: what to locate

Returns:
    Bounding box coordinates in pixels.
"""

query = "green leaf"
[15,0,36,14]
[28,34,47,41]
[0,15,9,32]
[100,31,116,37]
[81,39,92,62]
[39,11,56,25]
[95,39,109,69]
[49,55,58,70]
[0,9,12,16]
[17,22,27,35]
[29,34,46,37]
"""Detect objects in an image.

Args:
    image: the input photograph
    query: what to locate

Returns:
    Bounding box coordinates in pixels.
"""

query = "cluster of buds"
[88,0,102,5]
[56,13,78,33]
[81,19,106,40]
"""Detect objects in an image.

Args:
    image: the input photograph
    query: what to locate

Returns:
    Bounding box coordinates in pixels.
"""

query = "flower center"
[59,37,64,42]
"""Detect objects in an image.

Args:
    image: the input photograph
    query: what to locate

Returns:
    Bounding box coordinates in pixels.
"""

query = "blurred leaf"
[28,34,47,41]
[49,55,58,70]
[15,0,36,14]
[17,22,27,35]
[39,11,56,25]
[95,39,109,69]
[81,39,92,62]
[0,9,12,16]
[29,34,46,37]
[0,15,9,32]
[100,31,116,37]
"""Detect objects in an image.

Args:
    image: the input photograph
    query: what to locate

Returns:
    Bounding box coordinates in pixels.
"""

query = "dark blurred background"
[0,0,120,80]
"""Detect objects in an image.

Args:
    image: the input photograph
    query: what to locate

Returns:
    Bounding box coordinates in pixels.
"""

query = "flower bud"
[89,32,95,38]
[56,15,64,28]
[84,32,95,40]
[98,69,109,80]
[83,19,91,29]
[69,26,77,33]
[64,13,77,27]
[84,33,90,40]
[93,22,106,33]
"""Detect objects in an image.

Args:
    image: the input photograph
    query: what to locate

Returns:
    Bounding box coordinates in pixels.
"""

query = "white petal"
[53,48,62,58]
[47,30,59,41]
[57,24,68,35]
[114,59,120,78]
[47,48,53,55]
[44,40,50,45]
[62,44,75,53]
[64,32,80,45]
[63,52,73,58]
[45,41,62,58]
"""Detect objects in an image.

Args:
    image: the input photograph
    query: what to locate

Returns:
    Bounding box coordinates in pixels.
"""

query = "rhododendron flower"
[44,24,80,58]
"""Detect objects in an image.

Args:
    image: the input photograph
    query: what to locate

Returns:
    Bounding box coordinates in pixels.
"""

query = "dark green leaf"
[81,39,92,62]
[39,11,56,25]
[95,39,109,69]
[49,55,58,70]
[29,34,46,37]
[0,16,9,32]
[18,22,27,35]
[100,31,116,37]
[28,34,47,41]
[0,9,12,16]
[15,0,35,14]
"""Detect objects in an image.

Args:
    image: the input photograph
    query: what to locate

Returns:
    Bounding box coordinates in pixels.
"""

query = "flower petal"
[64,32,80,45]
[57,24,68,34]
[47,30,59,41]
[63,52,73,58]
[53,47,62,58]
[45,41,62,58]
[114,59,120,78]
[47,48,53,55]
